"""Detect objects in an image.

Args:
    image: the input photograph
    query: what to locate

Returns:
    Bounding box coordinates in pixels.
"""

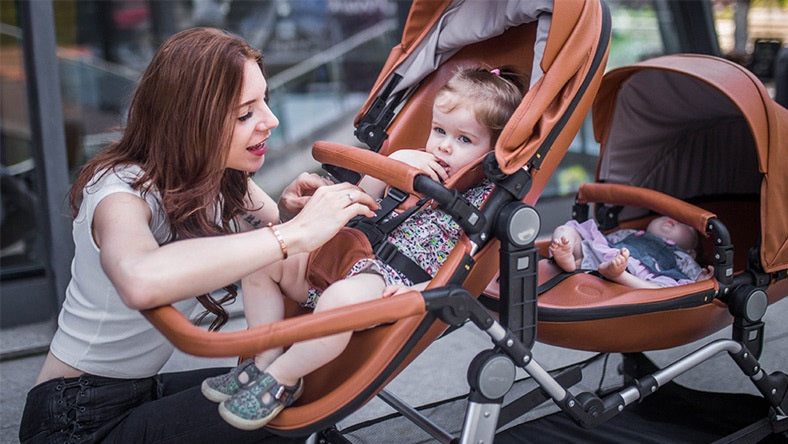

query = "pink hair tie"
[490,68,501,76]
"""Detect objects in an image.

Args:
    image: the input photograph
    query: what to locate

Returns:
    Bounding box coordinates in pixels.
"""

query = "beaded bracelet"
[267,222,288,259]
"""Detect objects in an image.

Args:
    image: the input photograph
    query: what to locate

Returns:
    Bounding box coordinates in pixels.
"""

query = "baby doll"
[549,216,714,289]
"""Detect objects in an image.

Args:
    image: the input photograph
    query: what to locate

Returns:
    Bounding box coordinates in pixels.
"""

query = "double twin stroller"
[144,0,787,442]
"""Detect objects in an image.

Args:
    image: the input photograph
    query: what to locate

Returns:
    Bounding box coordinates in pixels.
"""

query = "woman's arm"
[237,178,280,231]
[95,182,378,310]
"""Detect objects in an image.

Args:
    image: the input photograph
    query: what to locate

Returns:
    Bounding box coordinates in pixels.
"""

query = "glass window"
[1,2,45,280]
[50,0,401,193]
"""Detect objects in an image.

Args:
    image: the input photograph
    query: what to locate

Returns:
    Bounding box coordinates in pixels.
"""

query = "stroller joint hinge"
[423,286,492,328]
[572,199,589,222]
[564,391,628,428]
[595,204,623,231]
[729,344,762,377]
[558,392,620,428]
[490,331,532,366]
[633,375,660,401]
[760,372,788,414]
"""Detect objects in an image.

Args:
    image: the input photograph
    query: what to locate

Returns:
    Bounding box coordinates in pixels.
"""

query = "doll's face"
[647,216,698,252]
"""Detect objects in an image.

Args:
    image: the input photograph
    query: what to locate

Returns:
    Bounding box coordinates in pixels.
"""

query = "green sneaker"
[201,359,263,403]
[218,372,304,431]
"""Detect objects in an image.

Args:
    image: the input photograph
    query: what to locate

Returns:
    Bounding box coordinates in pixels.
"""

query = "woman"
[19,27,376,443]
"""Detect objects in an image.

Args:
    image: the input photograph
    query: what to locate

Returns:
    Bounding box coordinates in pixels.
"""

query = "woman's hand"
[388,149,448,183]
[278,182,378,254]
[278,172,333,221]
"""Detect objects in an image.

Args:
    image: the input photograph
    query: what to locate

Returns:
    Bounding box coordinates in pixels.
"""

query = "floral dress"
[303,179,494,307]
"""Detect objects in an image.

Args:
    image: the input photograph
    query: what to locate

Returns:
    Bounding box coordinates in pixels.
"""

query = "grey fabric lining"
[599,69,762,201]
[392,0,553,93]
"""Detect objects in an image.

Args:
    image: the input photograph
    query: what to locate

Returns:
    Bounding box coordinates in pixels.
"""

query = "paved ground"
[1,296,785,443]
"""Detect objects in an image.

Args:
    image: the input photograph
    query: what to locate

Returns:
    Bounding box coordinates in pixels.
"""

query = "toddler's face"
[425,101,492,177]
[646,216,697,252]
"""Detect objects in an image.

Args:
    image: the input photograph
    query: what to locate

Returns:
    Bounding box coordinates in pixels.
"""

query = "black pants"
[19,367,304,443]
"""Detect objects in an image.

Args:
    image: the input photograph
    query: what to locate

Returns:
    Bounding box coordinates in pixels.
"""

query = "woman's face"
[226,59,279,172]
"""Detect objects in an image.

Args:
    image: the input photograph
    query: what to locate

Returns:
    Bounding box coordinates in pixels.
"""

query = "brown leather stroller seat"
[531,54,788,356]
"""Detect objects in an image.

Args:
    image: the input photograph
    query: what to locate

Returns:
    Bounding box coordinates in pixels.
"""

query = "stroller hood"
[359,0,553,100]
[591,54,788,274]
[357,0,609,183]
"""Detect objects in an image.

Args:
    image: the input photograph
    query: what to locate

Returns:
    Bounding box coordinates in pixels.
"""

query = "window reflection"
[51,0,401,192]
[0,7,44,278]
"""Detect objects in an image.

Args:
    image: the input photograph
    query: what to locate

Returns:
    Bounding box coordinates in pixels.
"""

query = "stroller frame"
[345,166,787,444]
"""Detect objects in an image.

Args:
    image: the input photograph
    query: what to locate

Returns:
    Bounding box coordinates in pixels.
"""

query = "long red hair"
[70,28,263,329]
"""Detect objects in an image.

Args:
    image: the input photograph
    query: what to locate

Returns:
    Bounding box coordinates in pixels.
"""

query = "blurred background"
[1,0,786,332]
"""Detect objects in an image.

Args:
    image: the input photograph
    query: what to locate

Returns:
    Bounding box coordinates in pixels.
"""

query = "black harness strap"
[350,188,433,284]
[374,241,432,284]
[537,268,600,294]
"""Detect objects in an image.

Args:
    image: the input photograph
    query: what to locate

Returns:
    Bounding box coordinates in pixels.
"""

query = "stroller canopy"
[357,0,609,193]
[591,54,788,274]
[384,0,553,92]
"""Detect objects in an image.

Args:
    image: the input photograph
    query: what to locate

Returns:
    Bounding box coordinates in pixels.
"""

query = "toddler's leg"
[217,273,387,430]
[264,272,386,386]
[202,253,311,403]
[242,252,311,370]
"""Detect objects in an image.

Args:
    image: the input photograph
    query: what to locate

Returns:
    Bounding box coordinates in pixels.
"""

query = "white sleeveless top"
[50,165,198,378]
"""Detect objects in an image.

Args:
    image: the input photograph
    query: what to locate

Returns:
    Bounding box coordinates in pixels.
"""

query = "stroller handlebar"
[313,141,421,193]
[141,290,427,358]
[577,183,717,237]
[313,141,487,234]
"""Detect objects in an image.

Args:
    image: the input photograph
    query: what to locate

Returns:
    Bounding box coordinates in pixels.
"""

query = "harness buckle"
[374,242,399,264]
[386,187,409,204]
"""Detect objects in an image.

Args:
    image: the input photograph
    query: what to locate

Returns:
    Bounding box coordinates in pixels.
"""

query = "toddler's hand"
[388,150,449,183]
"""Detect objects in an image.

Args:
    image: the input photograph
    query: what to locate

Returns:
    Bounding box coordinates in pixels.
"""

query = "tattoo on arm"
[242,212,264,229]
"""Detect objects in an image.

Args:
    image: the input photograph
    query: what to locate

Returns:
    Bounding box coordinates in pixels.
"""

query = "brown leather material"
[141,291,426,358]
[313,141,422,194]
[538,303,732,353]
[488,256,785,353]
[541,0,583,71]
[591,54,788,274]
[306,227,373,292]
[577,183,717,237]
[496,0,608,175]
